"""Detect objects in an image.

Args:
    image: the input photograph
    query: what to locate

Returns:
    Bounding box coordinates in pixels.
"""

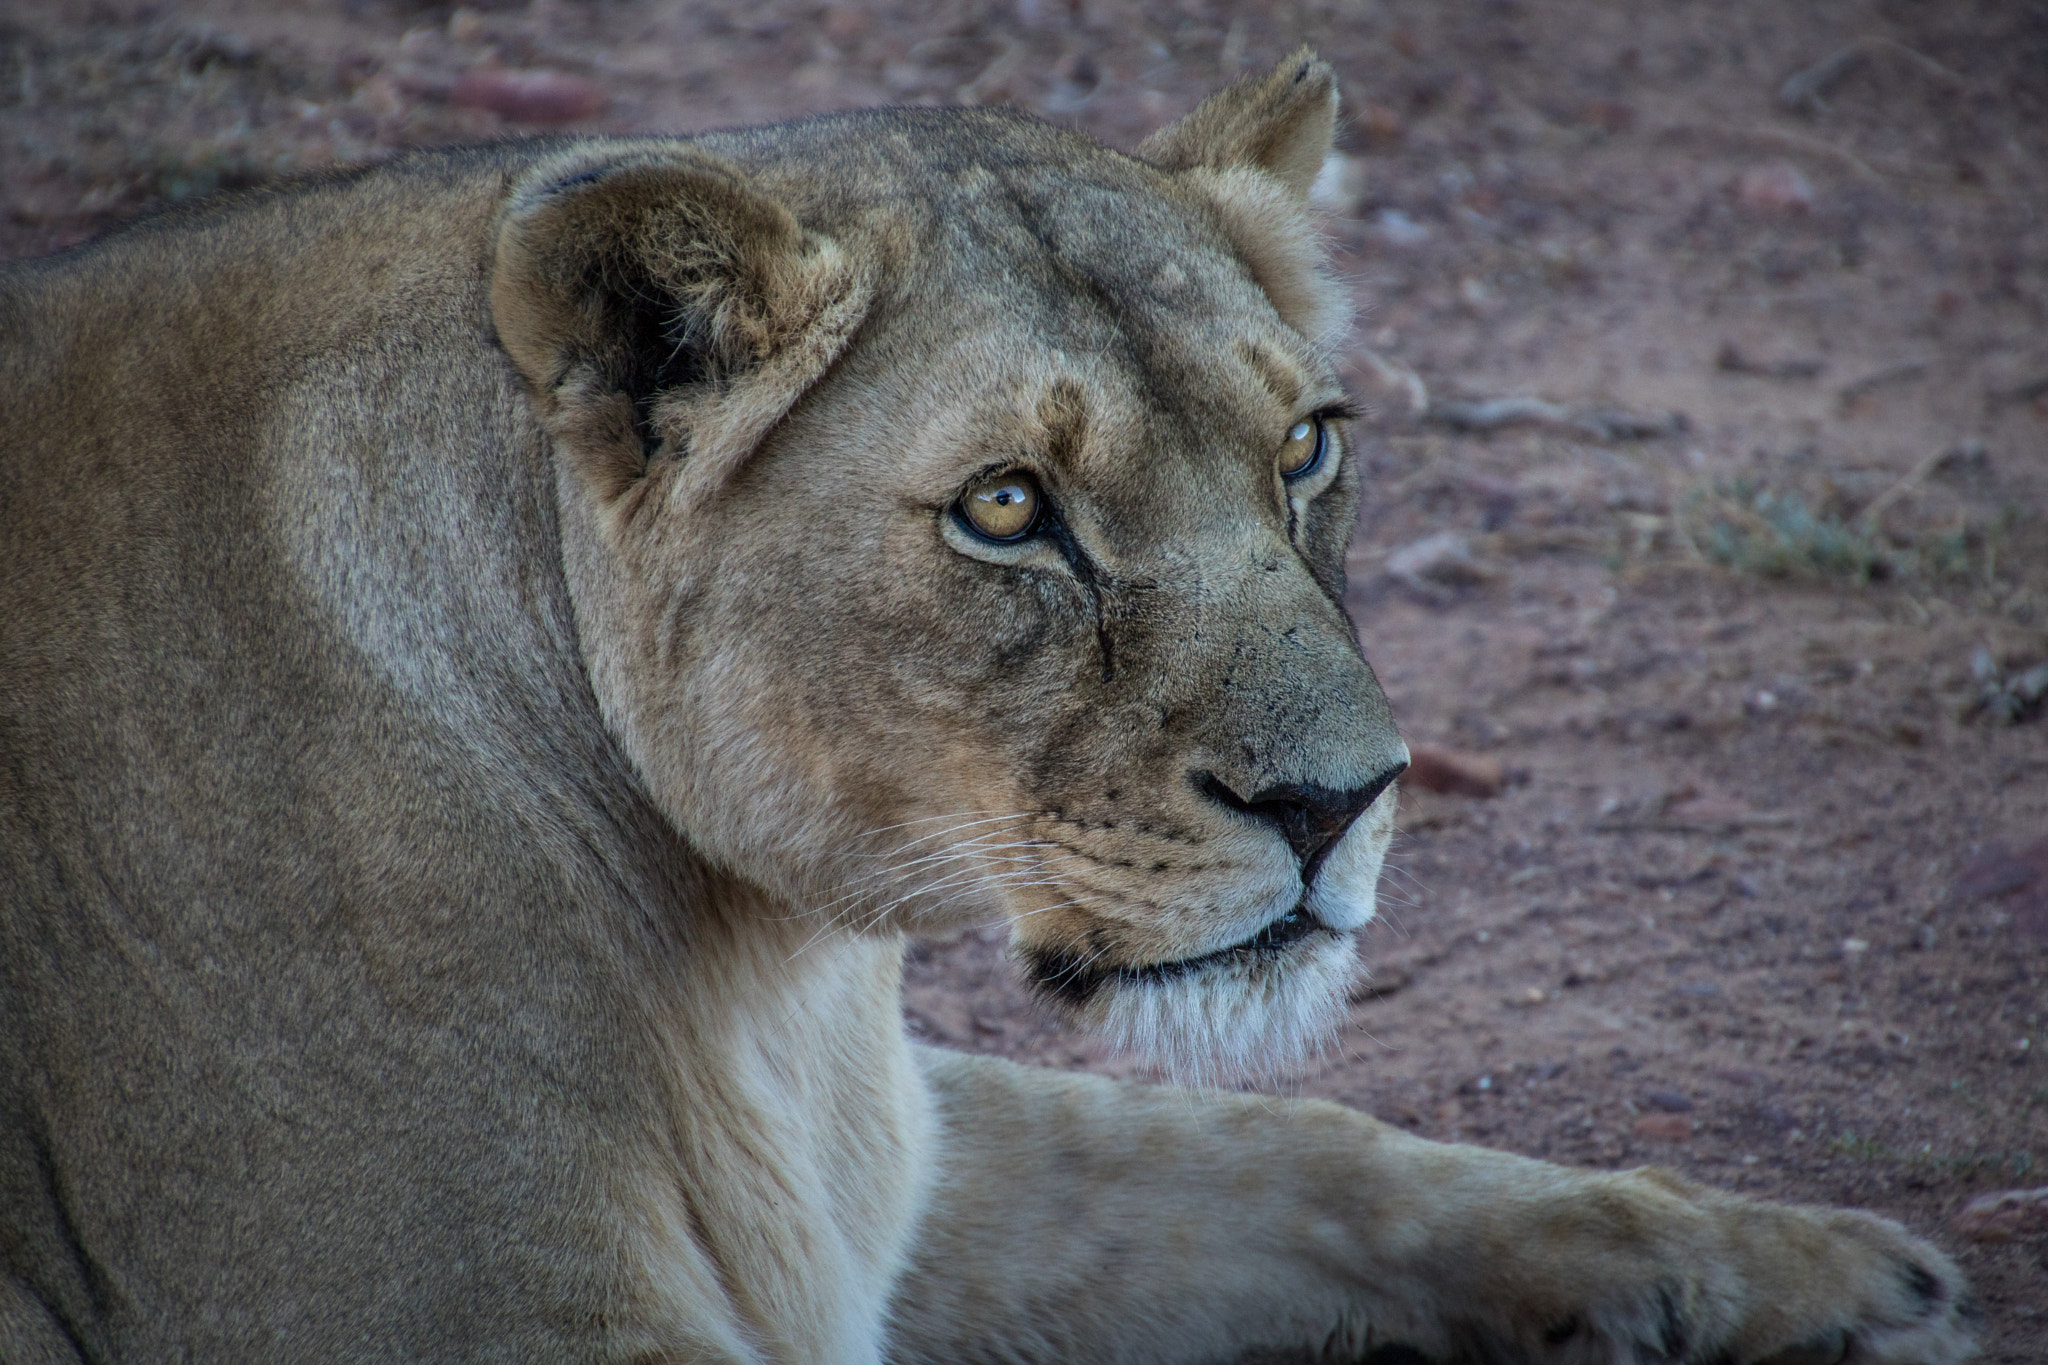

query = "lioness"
[0,50,1972,1364]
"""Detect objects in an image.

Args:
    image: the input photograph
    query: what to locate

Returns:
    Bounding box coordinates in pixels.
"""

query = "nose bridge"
[1192,537,1405,795]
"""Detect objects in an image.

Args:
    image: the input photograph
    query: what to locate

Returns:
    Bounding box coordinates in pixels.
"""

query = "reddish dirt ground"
[5,1,2045,1356]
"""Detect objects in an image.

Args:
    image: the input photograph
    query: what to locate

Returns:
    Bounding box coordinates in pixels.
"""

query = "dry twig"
[1837,360,1928,409]
[1856,447,1947,532]
[1716,343,1823,381]
[1658,122,1887,185]
[1779,36,1965,112]
[1351,347,1429,418]
[1429,395,1684,442]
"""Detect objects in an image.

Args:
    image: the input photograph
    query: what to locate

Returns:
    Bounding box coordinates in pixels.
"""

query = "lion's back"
[0,145,687,1362]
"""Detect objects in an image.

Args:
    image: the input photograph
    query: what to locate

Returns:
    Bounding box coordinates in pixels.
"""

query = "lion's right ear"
[491,149,872,518]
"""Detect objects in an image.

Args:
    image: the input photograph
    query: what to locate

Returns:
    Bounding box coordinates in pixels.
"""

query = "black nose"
[1197,763,1407,880]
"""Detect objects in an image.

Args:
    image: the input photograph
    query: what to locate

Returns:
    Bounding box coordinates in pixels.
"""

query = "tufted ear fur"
[1137,48,1344,345]
[492,148,872,523]
[1137,45,1338,199]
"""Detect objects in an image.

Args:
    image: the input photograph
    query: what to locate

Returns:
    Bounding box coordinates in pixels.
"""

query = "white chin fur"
[1087,932,1357,1088]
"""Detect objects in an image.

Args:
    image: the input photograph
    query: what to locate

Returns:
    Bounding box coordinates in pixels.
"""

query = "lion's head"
[491,51,1406,1079]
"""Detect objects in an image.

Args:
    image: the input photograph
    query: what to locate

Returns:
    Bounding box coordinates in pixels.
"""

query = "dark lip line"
[1027,904,1336,1007]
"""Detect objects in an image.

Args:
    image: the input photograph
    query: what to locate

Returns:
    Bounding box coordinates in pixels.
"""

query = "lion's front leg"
[888,1048,1972,1365]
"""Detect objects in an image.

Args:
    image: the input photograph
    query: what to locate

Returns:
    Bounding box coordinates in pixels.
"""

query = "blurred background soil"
[5,0,2045,1355]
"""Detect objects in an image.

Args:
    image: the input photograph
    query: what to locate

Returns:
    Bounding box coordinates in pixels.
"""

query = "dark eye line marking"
[1039,516,1116,685]
[946,471,1114,684]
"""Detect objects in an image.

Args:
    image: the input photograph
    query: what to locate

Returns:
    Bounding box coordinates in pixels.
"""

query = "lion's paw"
[1452,1171,1974,1365]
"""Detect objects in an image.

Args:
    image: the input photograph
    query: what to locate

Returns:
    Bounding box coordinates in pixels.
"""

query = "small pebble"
[1356,101,1404,145]
[451,68,605,124]
[1951,1187,2048,1243]
[1386,532,1486,589]
[1734,162,1814,215]
[1633,1112,1694,1142]
[1403,743,1505,799]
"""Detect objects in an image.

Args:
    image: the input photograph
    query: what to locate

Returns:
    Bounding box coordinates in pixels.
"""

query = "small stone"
[352,73,406,120]
[1386,531,1486,589]
[1954,842,2043,900]
[446,7,486,42]
[1641,1089,1694,1113]
[397,26,441,59]
[1577,99,1635,133]
[1355,101,1404,146]
[1952,838,2048,942]
[1633,1112,1694,1142]
[1402,743,1505,799]
[819,4,870,41]
[1043,53,1100,113]
[1951,1187,2048,1243]
[1734,162,1814,215]
[450,68,605,124]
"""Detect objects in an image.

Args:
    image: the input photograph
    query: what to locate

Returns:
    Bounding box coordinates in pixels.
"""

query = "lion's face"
[493,61,1404,1076]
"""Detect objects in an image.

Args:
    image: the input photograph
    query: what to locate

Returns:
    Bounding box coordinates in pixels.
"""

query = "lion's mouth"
[1025,905,1339,1008]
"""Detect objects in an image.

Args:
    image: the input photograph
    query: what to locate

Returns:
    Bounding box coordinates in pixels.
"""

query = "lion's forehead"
[851,291,1327,497]
[729,113,1335,496]
[739,123,1284,355]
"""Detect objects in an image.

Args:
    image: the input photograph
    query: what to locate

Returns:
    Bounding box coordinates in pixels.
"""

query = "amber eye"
[959,470,1042,542]
[1279,416,1325,479]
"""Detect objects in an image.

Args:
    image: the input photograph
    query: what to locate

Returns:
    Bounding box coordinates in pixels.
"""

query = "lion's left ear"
[1137,48,1343,344]
[491,147,872,521]
[1137,46,1337,199]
